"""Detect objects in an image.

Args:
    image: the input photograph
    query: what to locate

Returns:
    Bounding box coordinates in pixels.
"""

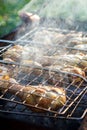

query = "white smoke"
[17,0,87,66]
[20,0,87,22]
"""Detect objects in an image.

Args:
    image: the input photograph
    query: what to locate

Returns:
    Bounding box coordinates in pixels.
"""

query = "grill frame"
[0,27,87,121]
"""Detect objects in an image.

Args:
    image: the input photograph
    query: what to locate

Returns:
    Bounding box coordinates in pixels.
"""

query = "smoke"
[17,0,87,66]
[20,0,87,23]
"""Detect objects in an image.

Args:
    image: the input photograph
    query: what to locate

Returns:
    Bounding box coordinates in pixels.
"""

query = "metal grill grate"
[0,27,87,120]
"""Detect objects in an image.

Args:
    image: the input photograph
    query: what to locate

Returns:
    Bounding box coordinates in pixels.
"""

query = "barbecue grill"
[0,26,87,130]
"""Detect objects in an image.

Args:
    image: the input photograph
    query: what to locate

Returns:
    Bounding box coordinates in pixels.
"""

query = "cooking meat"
[3,47,85,68]
[0,65,18,91]
[3,45,23,62]
[0,66,9,76]
[2,45,86,84]
[17,63,85,85]
[0,64,66,112]
[0,65,13,78]
[3,44,59,66]
[56,53,87,69]
[74,44,87,50]
[44,65,85,84]
[79,55,87,68]
[56,54,83,66]
[20,53,85,68]
[0,77,66,112]
[60,65,86,82]
[69,37,87,45]
[3,43,87,69]
[23,63,85,77]
[60,66,85,77]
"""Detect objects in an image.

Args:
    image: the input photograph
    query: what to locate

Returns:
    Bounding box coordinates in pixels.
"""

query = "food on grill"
[3,54,85,84]
[0,65,18,90]
[56,54,83,66]
[60,65,85,82]
[0,66,13,78]
[3,46,84,67]
[44,65,85,84]
[0,76,66,112]
[60,66,85,77]
[79,60,87,68]
[3,45,23,62]
[2,42,87,85]
[3,43,87,68]
[21,59,42,67]
[0,66,9,76]
[69,37,87,45]
[20,55,59,67]
[54,53,87,68]
[3,44,87,80]
[0,63,66,112]
[74,44,87,50]
[3,44,59,66]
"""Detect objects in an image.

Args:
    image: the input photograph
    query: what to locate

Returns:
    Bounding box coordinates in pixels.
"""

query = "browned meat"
[0,76,66,112]
[3,45,23,62]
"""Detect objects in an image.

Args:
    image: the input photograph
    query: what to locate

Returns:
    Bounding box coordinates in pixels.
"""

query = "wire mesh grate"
[0,27,87,120]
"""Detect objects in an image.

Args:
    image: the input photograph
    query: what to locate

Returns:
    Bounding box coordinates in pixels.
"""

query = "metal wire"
[0,27,87,120]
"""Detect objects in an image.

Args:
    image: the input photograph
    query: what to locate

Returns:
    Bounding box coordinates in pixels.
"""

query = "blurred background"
[1,0,87,38]
[0,0,30,38]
